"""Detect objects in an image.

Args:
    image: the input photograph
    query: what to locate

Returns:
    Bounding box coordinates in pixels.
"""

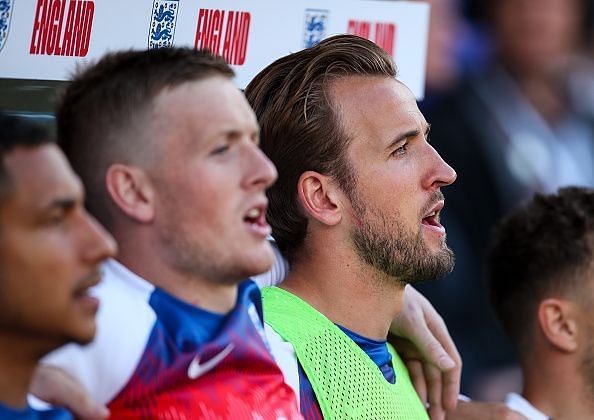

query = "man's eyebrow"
[42,197,77,212]
[217,127,260,139]
[385,123,432,151]
[386,129,421,150]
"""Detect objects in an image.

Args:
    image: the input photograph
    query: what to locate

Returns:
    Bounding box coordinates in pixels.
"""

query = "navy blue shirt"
[0,404,72,419]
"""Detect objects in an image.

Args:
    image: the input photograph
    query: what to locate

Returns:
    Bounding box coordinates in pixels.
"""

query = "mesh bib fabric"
[262,286,429,420]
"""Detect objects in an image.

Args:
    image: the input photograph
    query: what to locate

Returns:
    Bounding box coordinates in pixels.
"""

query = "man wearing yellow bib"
[245,35,458,419]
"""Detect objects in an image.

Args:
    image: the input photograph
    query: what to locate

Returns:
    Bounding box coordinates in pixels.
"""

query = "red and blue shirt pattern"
[43,260,300,420]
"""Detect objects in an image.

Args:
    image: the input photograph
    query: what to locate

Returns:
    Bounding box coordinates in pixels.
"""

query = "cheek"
[192,169,243,216]
[360,169,419,207]
[0,245,72,312]
[173,164,240,207]
[10,231,77,283]
[162,176,241,242]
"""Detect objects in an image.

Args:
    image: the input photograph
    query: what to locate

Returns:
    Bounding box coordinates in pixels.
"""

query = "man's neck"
[113,226,240,314]
[523,355,594,420]
[281,242,405,341]
[0,335,47,409]
[116,255,239,314]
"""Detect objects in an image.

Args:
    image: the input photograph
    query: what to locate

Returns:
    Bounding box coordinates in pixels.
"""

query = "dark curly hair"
[488,187,594,355]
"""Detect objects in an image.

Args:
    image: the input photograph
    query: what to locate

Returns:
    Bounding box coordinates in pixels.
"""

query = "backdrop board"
[0,0,429,98]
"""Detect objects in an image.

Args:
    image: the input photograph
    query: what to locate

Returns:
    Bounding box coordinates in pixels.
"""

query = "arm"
[389,284,462,420]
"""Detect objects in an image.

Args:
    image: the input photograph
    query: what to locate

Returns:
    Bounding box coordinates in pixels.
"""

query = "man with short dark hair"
[489,187,594,419]
[0,114,116,418]
[246,35,458,419]
[43,47,302,418]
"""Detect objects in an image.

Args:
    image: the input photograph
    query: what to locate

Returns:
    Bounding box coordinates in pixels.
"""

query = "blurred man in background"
[489,187,594,419]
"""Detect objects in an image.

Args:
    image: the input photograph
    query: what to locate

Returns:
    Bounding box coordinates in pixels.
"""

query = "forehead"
[152,76,258,148]
[2,144,81,210]
[330,76,426,149]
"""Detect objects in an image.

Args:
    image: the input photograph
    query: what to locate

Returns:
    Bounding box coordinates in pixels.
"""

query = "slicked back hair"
[488,187,594,356]
[57,47,234,228]
[0,113,53,201]
[245,35,396,263]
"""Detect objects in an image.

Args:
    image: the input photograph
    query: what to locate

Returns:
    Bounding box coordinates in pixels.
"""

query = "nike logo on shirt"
[187,343,235,380]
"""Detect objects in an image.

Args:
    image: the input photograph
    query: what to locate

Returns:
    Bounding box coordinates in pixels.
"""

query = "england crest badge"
[0,0,13,53]
[303,9,329,49]
[148,0,179,49]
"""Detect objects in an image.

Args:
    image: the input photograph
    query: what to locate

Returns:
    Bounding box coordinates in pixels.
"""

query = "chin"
[424,235,448,252]
[242,249,276,278]
[70,323,97,346]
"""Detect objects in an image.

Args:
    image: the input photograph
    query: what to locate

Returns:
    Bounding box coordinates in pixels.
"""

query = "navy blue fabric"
[0,404,72,419]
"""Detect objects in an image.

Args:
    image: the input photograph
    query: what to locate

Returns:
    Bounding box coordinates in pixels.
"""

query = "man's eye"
[392,143,408,157]
[211,145,230,156]
[48,214,66,226]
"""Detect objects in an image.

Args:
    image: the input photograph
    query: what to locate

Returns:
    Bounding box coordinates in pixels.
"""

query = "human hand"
[390,284,462,420]
[30,364,109,420]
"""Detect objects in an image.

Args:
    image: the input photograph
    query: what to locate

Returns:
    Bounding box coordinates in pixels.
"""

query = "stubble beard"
[349,189,455,285]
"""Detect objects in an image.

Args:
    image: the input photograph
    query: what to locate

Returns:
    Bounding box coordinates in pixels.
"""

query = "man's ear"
[297,170,343,226]
[105,164,155,223]
[538,298,579,353]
